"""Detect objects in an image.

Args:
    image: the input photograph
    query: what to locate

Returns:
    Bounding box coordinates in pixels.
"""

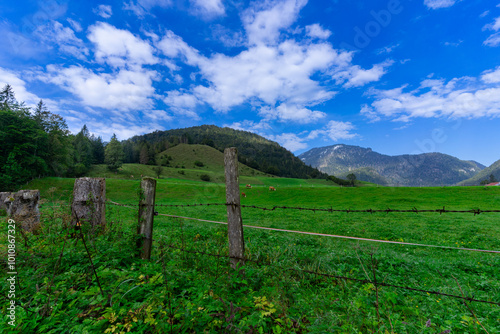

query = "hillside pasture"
[1,178,499,333]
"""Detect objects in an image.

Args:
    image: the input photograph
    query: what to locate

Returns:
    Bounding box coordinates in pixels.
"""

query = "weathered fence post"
[2,190,41,231]
[224,147,245,270]
[137,177,156,260]
[72,178,106,227]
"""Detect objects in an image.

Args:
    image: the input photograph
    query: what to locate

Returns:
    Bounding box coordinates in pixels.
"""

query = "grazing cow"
[241,192,246,198]
[140,174,143,178]
[269,186,276,191]
[130,175,134,178]
[246,184,252,189]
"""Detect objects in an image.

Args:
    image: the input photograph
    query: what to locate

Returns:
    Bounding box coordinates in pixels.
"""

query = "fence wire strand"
[163,244,500,307]
[156,212,500,254]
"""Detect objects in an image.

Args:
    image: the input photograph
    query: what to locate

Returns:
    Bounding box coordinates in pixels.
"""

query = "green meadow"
[1,176,500,333]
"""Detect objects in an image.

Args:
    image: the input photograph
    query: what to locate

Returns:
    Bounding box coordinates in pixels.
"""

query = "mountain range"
[299,144,489,187]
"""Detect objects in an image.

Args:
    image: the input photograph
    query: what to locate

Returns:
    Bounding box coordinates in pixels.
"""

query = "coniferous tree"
[105,134,124,171]
[90,135,105,164]
[0,106,48,190]
[139,143,149,165]
[72,125,93,176]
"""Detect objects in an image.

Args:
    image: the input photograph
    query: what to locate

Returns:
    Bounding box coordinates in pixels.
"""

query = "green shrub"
[194,160,204,167]
[200,174,210,182]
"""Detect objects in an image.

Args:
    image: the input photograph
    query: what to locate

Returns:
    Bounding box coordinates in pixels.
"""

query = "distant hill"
[456,159,500,186]
[299,144,485,186]
[158,143,267,177]
[122,125,326,179]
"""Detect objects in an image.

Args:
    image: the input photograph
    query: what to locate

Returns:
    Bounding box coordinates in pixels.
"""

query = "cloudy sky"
[1,0,500,166]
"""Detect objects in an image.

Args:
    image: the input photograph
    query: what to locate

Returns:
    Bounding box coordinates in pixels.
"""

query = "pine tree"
[105,134,124,171]
[90,135,105,164]
[72,125,93,176]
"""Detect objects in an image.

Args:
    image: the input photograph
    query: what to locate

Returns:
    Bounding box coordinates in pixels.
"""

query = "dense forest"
[122,125,327,179]
[0,85,109,191]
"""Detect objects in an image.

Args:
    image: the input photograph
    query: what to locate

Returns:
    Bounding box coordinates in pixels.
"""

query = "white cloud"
[190,0,225,18]
[376,44,400,54]
[42,65,158,111]
[211,24,245,47]
[307,120,357,141]
[163,91,201,119]
[157,30,201,64]
[155,1,389,123]
[484,32,500,47]
[335,60,394,88]
[94,4,113,18]
[242,0,308,46]
[363,69,500,121]
[35,21,89,60]
[483,16,500,47]
[88,121,160,141]
[225,119,272,133]
[424,0,457,9]
[259,104,326,123]
[67,18,83,32]
[481,66,500,83]
[144,109,173,121]
[305,24,332,39]
[269,133,308,151]
[88,22,158,67]
[484,16,500,31]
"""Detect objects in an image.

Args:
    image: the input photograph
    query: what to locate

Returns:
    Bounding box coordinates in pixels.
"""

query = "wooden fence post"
[224,147,245,270]
[72,177,106,227]
[137,177,156,260]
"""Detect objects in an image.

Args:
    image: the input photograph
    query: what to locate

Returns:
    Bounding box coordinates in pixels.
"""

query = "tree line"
[0,85,124,191]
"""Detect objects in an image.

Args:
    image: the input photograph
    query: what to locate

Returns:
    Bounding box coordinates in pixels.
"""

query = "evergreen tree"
[72,125,93,176]
[105,134,124,171]
[32,100,72,176]
[0,108,48,190]
[0,85,18,111]
[90,135,105,164]
[139,143,149,164]
[33,100,50,129]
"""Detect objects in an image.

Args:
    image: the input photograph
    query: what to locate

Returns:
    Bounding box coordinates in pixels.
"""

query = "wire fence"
[106,200,500,215]
[103,199,500,254]
[98,198,500,308]
[39,197,500,310]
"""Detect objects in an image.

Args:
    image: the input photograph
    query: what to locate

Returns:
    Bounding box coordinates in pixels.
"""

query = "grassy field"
[1,176,499,333]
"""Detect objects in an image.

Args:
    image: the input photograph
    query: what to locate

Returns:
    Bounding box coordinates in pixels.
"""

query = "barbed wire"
[47,199,500,216]
[152,202,499,215]
[163,244,500,307]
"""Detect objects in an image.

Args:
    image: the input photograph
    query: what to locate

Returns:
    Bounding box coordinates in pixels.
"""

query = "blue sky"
[1,0,500,166]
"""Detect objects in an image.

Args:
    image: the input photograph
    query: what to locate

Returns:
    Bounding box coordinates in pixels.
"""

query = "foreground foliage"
[1,180,499,333]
